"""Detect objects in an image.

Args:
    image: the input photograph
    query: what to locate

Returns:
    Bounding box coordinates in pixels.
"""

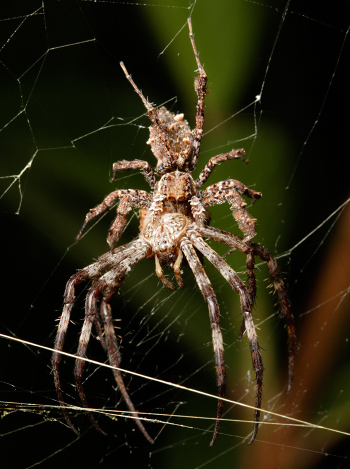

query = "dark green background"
[1,1,350,467]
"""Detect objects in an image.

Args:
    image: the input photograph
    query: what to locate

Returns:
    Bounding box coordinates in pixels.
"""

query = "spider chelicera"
[52,18,295,446]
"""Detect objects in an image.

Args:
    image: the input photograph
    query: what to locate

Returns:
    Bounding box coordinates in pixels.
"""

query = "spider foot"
[248,410,260,445]
[76,220,88,241]
[209,398,224,447]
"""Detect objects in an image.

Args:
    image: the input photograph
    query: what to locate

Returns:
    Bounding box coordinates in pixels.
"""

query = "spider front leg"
[119,62,175,172]
[107,193,142,250]
[187,18,208,170]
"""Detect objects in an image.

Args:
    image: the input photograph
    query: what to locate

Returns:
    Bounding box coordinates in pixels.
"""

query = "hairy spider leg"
[76,189,151,248]
[251,243,295,392]
[112,159,156,189]
[198,226,295,395]
[52,248,124,432]
[74,241,151,437]
[202,179,262,201]
[195,149,248,187]
[180,237,226,446]
[202,181,262,240]
[238,251,257,339]
[192,226,263,443]
[79,240,153,443]
[100,297,155,444]
[72,240,153,443]
[187,231,262,444]
[241,309,263,445]
[74,284,108,436]
[119,62,175,173]
[187,18,208,171]
[53,242,152,436]
[53,272,89,434]
[173,249,184,288]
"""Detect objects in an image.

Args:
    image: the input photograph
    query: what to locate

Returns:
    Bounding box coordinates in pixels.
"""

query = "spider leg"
[241,309,263,444]
[149,192,166,220]
[106,191,150,250]
[190,195,208,227]
[251,243,295,392]
[76,188,151,248]
[180,237,225,446]
[187,231,262,444]
[196,225,251,252]
[195,149,247,187]
[202,181,262,239]
[119,62,175,172]
[202,179,262,201]
[100,296,154,443]
[53,241,147,434]
[52,272,88,434]
[188,231,252,313]
[187,18,208,171]
[74,284,107,436]
[119,62,155,114]
[197,225,295,392]
[112,159,156,189]
[238,251,257,340]
[246,250,257,305]
[74,239,152,441]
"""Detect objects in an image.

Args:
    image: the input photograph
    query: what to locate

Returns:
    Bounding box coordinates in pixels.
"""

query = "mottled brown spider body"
[140,169,199,283]
[52,18,295,446]
[148,107,194,172]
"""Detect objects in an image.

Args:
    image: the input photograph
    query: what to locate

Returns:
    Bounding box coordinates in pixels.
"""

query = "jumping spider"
[52,18,295,445]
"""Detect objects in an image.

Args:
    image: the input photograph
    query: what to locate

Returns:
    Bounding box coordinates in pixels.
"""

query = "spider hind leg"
[180,237,226,446]
[188,231,263,444]
[100,297,154,443]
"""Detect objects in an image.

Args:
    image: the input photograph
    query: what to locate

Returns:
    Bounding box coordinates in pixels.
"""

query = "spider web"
[1,1,350,467]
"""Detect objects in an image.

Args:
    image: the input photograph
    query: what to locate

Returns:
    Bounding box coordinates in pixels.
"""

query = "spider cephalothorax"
[52,18,295,446]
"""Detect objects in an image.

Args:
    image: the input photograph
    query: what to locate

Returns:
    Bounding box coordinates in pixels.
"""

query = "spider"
[52,18,295,446]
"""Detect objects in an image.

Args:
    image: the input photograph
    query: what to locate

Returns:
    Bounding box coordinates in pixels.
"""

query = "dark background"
[1,1,350,468]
